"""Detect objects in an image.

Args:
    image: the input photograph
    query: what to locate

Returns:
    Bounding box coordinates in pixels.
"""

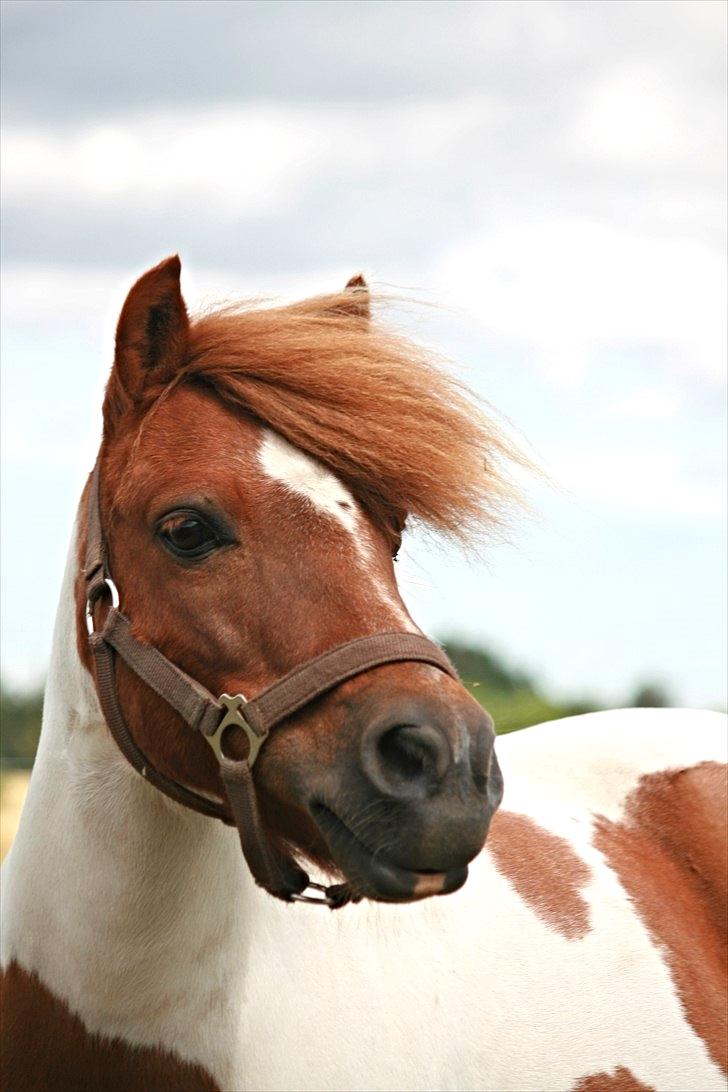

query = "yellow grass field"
[1,771,30,862]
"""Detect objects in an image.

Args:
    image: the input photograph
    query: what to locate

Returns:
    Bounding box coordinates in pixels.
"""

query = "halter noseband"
[84,462,457,908]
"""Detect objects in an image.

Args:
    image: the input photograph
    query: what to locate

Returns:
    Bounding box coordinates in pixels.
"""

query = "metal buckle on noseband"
[85,577,120,635]
[205,693,268,767]
[291,881,335,906]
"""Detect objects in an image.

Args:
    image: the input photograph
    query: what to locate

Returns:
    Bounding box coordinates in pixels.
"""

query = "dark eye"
[158,514,221,559]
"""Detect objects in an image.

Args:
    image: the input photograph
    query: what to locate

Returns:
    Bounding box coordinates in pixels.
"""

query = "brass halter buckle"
[205,693,267,767]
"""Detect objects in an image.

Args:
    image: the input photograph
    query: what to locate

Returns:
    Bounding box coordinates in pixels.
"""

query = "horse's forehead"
[258,430,358,534]
[123,391,363,537]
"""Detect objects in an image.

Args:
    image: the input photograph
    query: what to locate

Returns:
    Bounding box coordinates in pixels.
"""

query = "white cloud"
[1,97,494,219]
[2,107,324,216]
[432,218,727,388]
[571,59,724,172]
[544,445,725,519]
[0,263,127,338]
[1,419,95,473]
[603,388,682,421]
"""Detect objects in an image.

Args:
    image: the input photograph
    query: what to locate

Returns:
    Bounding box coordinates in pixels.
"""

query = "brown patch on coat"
[0,960,219,1091]
[571,1065,655,1090]
[594,761,728,1076]
[488,811,591,938]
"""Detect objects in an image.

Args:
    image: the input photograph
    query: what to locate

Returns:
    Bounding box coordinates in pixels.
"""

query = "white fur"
[259,429,360,535]
[2,516,726,1091]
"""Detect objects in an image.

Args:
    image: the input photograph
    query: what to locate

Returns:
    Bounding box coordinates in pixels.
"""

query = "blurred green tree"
[629,683,672,708]
[441,639,599,734]
[1,685,44,762]
[441,639,533,692]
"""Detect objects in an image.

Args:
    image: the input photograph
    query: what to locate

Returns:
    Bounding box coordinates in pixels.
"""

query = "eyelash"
[157,511,224,560]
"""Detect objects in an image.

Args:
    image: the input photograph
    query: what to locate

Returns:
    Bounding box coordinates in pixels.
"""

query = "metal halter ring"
[291,881,335,906]
[86,577,120,635]
[205,693,268,767]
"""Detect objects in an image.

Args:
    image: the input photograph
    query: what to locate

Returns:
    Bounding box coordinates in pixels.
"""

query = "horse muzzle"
[306,694,503,902]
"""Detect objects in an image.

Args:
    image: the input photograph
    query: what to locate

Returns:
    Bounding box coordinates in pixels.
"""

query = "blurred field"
[1,771,30,861]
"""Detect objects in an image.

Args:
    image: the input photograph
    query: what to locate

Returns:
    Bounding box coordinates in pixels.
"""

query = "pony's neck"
[1,516,251,1068]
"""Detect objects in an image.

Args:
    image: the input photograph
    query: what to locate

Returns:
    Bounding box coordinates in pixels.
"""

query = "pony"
[1,257,725,1091]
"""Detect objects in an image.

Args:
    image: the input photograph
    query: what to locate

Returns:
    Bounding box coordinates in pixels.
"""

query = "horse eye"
[158,515,220,559]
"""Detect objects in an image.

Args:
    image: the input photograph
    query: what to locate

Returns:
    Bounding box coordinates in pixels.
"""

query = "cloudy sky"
[1,0,726,709]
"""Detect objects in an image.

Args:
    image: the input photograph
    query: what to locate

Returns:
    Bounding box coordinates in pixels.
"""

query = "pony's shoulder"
[495,707,726,821]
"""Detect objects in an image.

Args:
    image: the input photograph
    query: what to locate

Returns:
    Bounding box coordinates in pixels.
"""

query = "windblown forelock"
[170,291,530,544]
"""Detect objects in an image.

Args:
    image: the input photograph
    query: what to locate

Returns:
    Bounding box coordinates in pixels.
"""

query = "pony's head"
[76,256,521,903]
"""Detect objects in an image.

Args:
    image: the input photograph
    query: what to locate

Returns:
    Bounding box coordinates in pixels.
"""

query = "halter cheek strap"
[84,463,457,907]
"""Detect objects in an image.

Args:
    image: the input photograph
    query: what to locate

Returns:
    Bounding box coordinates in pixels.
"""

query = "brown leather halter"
[84,462,457,908]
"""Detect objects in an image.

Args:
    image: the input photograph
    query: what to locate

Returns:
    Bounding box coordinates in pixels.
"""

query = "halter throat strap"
[84,463,457,907]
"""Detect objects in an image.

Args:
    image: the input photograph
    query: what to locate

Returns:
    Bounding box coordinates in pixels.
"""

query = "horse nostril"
[379,726,427,781]
[365,722,451,798]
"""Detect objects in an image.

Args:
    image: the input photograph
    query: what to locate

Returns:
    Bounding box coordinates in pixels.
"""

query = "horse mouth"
[310,802,468,902]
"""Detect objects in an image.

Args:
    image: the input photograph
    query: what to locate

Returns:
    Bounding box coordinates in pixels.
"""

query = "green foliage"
[1,685,44,762]
[629,683,672,708]
[465,686,597,735]
[442,639,598,734]
[440,639,533,693]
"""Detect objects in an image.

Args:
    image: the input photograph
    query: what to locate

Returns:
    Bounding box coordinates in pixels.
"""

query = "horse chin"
[310,802,469,903]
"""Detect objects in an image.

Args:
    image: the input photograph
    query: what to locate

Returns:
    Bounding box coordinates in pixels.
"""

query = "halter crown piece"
[84,462,457,908]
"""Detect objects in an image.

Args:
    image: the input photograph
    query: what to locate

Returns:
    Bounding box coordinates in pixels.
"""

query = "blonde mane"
[178,291,527,544]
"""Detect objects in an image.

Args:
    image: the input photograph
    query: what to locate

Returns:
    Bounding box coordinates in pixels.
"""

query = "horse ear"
[344,274,370,319]
[103,256,189,435]
[329,274,370,320]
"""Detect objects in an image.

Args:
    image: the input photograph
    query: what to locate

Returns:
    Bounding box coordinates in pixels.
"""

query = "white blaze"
[259,430,358,534]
